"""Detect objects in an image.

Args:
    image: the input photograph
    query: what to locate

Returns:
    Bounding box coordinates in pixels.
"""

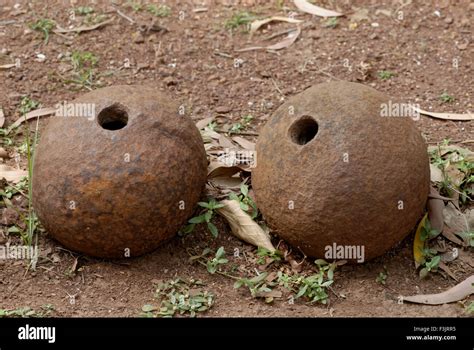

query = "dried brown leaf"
[414,107,474,121]
[403,275,473,304]
[0,106,4,128]
[429,164,443,183]
[195,116,215,130]
[8,107,56,132]
[232,136,255,151]
[266,26,301,50]
[250,16,303,34]
[54,18,114,33]
[218,134,235,149]
[217,199,275,251]
[293,0,343,17]
[0,164,27,183]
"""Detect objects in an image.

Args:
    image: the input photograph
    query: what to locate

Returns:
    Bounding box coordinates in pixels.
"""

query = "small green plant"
[466,301,474,314]
[142,279,214,317]
[234,272,276,303]
[0,178,28,199]
[19,97,40,116]
[147,4,171,17]
[75,6,94,15]
[30,19,55,44]
[420,219,440,242]
[323,17,338,28]
[429,142,473,204]
[207,121,217,131]
[69,51,99,89]
[419,255,440,279]
[440,92,454,103]
[292,260,335,304]
[417,218,441,279]
[376,267,388,285]
[378,70,395,80]
[127,1,143,11]
[256,247,282,265]
[229,182,258,218]
[183,198,224,237]
[0,305,54,318]
[83,13,108,25]
[229,115,253,134]
[206,246,228,274]
[225,11,255,30]
[71,51,98,71]
[0,128,14,146]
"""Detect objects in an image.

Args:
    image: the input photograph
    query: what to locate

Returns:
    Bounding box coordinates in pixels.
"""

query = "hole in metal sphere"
[289,116,318,145]
[97,104,128,130]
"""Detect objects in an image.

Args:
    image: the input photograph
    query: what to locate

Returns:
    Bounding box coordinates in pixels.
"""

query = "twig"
[271,78,284,97]
[115,8,135,23]
[54,18,114,34]
[213,52,234,59]
[214,129,259,136]
[263,22,312,41]
[314,68,341,80]
[0,20,17,26]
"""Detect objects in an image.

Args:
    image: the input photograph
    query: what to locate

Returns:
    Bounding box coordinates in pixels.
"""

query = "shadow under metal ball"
[32,85,207,258]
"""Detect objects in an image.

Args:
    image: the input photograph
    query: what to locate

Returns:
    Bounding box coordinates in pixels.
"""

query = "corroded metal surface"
[32,85,207,258]
[253,81,429,261]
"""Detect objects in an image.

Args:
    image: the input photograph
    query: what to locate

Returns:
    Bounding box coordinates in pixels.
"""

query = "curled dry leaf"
[293,0,343,17]
[429,164,443,183]
[266,26,301,51]
[0,164,27,183]
[250,16,303,34]
[236,26,301,52]
[200,128,220,142]
[232,136,255,151]
[402,275,473,305]
[413,107,474,121]
[427,188,444,233]
[209,176,242,189]
[8,107,56,133]
[0,63,16,70]
[218,134,235,149]
[438,261,458,281]
[207,161,248,179]
[195,116,215,130]
[0,106,4,128]
[54,18,114,33]
[444,202,471,234]
[217,199,275,252]
[428,190,453,201]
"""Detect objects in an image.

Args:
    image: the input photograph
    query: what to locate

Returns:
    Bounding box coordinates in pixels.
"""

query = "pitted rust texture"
[32,85,207,258]
[252,82,429,261]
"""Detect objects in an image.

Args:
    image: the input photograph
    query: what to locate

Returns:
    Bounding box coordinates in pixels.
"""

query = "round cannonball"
[252,82,429,262]
[32,85,207,258]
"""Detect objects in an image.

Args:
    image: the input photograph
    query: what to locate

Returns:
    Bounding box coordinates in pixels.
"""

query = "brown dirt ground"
[0,0,473,317]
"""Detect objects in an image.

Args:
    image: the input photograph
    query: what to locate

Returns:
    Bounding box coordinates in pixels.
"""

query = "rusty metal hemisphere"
[252,81,430,262]
[32,85,208,258]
